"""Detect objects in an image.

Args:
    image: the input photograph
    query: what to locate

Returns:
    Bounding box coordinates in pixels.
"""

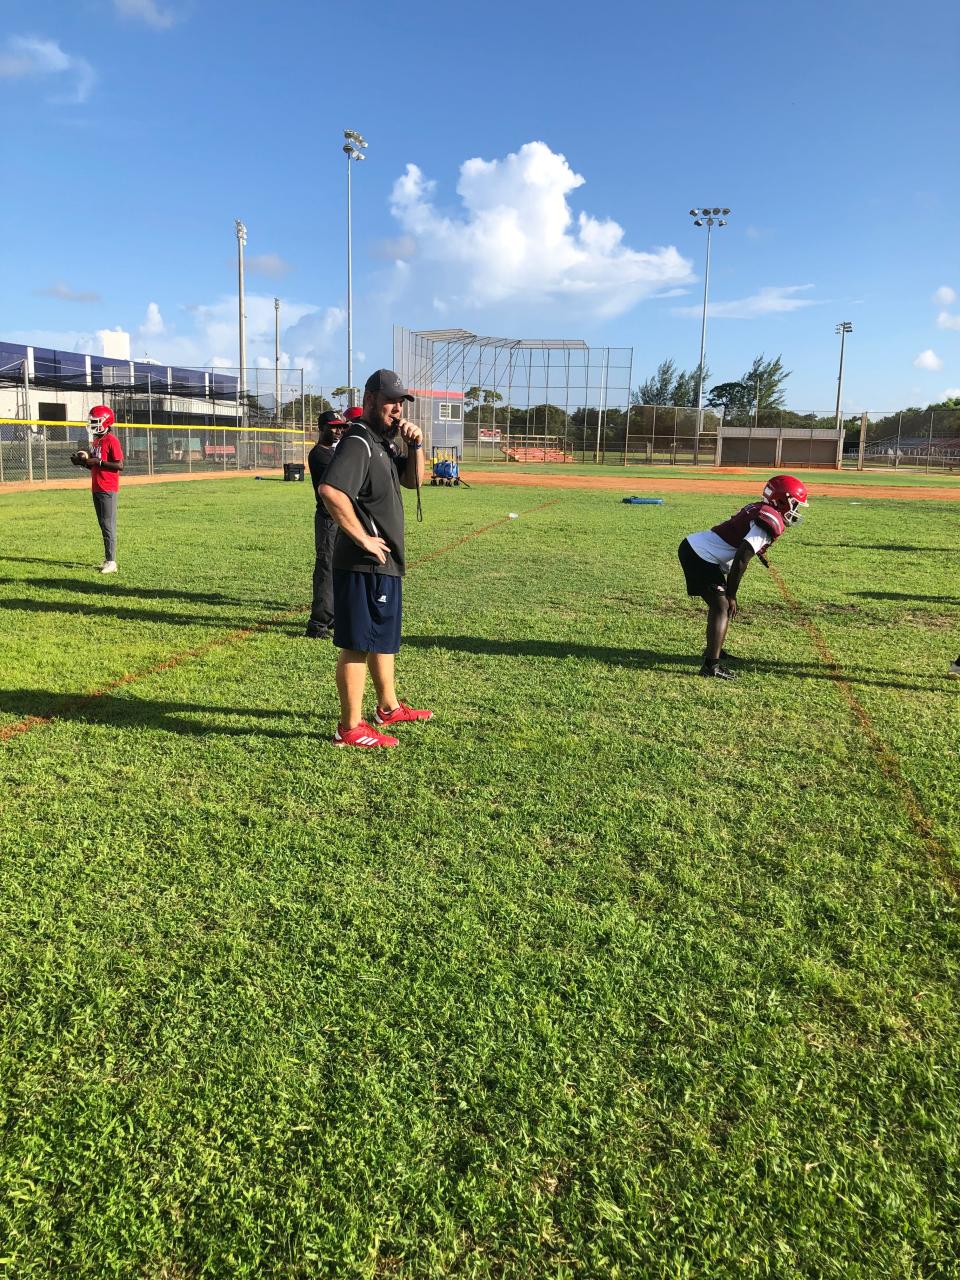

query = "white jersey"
[687,523,771,573]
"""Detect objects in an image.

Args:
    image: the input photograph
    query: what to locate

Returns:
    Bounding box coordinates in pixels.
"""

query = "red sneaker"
[374,701,435,726]
[332,720,399,749]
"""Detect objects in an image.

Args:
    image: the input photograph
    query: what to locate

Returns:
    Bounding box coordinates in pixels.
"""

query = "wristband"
[409,441,423,450]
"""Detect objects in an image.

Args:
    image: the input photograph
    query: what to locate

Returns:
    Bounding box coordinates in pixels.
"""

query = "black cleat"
[305,623,332,639]
[699,662,738,680]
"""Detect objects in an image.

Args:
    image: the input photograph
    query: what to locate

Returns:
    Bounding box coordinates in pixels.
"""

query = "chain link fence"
[0,421,310,484]
[841,408,960,472]
[0,355,340,484]
[461,407,841,468]
[459,405,960,471]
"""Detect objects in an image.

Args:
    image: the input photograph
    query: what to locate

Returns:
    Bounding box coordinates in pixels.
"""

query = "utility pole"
[235,219,247,427]
[274,297,281,425]
[834,322,853,431]
[689,208,730,439]
[343,130,368,407]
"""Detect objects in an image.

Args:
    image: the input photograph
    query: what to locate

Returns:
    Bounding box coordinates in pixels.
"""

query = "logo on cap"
[318,409,347,428]
[364,369,414,402]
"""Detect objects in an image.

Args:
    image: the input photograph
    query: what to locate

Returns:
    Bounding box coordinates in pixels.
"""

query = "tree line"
[635,355,790,419]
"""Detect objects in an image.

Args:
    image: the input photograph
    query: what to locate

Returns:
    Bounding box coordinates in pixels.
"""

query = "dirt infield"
[3,466,958,502]
[460,471,960,502]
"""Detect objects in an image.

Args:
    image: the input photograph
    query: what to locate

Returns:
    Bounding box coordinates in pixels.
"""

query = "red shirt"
[90,431,123,493]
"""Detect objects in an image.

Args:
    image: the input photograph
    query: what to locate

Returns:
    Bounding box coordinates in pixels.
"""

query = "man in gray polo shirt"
[318,369,434,749]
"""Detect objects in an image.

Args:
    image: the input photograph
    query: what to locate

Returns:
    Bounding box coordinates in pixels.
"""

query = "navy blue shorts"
[333,571,402,654]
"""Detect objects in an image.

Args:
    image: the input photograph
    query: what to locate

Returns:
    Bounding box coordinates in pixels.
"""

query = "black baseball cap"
[318,409,347,428]
[363,369,413,402]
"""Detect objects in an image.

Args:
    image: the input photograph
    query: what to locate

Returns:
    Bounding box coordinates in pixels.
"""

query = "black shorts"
[678,538,727,597]
[333,570,402,654]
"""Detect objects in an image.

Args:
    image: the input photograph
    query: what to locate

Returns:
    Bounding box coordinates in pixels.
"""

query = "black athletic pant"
[92,490,117,561]
[310,510,337,630]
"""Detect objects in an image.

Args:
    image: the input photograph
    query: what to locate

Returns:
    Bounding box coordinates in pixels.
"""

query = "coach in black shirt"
[319,369,434,749]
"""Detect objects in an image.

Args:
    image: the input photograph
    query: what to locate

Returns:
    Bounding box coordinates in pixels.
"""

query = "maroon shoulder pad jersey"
[711,501,784,549]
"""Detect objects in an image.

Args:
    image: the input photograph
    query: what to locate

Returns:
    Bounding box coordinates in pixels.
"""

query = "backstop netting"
[393,326,637,464]
[0,342,332,483]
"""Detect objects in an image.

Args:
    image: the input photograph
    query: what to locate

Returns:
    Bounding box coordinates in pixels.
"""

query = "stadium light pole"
[274,297,281,426]
[343,129,368,408]
[235,219,247,427]
[834,321,853,432]
[689,208,730,437]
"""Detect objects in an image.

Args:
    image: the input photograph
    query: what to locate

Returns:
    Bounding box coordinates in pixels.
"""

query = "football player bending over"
[678,474,809,680]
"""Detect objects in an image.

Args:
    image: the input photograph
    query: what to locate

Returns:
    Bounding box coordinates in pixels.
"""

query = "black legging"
[310,510,338,629]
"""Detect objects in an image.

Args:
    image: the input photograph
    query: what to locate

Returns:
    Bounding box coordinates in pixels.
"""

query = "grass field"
[1,474,959,1278]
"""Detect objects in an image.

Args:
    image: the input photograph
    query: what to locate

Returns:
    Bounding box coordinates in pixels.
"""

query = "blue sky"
[2,0,958,409]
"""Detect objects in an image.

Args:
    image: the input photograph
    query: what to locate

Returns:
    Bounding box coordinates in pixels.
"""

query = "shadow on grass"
[802,543,958,553]
[0,575,291,610]
[0,689,320,741]
[0,554,87,568]
[403,633,945,692]
[0,596,296,631]
[853,591,960,605]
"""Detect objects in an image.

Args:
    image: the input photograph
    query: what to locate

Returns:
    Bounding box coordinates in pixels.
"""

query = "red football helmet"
[762,474,808,525]
[88,405,115,436]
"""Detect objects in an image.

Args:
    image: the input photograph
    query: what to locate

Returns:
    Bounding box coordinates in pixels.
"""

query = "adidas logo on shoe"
[332,720,399,749]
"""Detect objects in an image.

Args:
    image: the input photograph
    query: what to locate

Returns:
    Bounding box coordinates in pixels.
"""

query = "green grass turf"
[1,476,959,1278]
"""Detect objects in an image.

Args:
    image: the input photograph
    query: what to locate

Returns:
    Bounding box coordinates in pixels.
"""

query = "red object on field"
[374,701,435,726]
[332,720,399,749]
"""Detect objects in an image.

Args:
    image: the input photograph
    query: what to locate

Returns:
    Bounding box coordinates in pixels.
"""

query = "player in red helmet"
[88,405,115,436]
[71,404,125,572]
[678,474,808,679]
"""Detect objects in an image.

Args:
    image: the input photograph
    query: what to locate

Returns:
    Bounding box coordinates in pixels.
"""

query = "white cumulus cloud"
[141,302,165,337]
[936,310,960,331]
[389,140,693,318]
[933,285,956,306]
[943,387,960,398]
[673,284,819,320]
[113,0,176,29]
[0,35,95,104]
[913,349,943,371]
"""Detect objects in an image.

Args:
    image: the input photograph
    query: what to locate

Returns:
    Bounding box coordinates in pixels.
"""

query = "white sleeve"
[743,521,772,554]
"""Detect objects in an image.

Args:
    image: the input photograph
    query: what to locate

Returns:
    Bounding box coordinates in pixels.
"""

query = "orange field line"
[0,499,560,745]
[410,498,561,567]
[768,563,958,896]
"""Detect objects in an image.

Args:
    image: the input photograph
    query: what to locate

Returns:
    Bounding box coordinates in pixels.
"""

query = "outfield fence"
[460,407,960,471]
[0,420,308,484]
[840,408,960,472]
[462,407,840,468]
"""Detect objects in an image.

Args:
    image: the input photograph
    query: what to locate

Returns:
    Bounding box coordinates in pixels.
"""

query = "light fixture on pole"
[343,129,367,409]
[688,207,730,438]
[834,322,853,432]
[235,219,247,428]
